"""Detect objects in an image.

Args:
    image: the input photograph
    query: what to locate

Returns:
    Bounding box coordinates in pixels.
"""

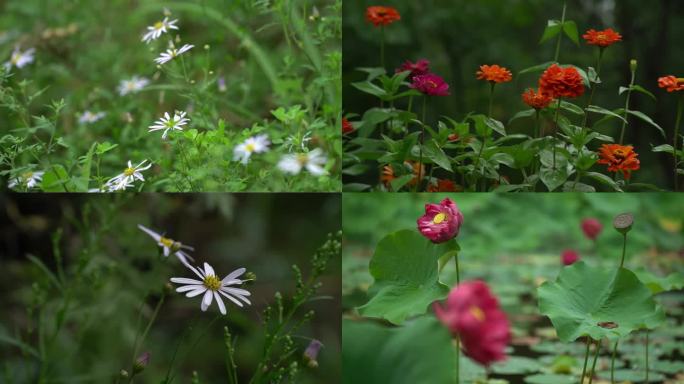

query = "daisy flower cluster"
[137,224,251,315]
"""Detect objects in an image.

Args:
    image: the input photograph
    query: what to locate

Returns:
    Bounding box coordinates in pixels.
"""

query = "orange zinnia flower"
[365,6,401,27]
[427,179,462,192]
[476,64,512,84]
[539,64,585,99]
[658,76,684,93]
[597,144,640,179]
[381,161,424,188]
[582,28,622,47]
[522,88,554,110]
[342,118,354,134]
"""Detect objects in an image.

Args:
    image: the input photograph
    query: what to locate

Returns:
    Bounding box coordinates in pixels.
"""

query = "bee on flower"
[137,224,195,267]
[154,44,193,65]
[277,148,328,176]
[117,76,150,96]
[78,111,106,125]
[233,134,270,164]
[142,17,179,44]
[4,47,35,70]
[148,111,190,139]
[106,160,152,191]
[170,262,251,315]
[8,169,43,190]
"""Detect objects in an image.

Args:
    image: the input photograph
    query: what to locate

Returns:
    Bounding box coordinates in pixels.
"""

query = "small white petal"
[214,292,227,315]
[218,290,244,307]
[176,284,204,292]
[222,268,246,283]
[203,262,215,277]
[170,277,203,285]
[186,288,207,298]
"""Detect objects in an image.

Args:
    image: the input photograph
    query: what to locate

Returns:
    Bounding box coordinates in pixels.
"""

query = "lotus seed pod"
[613,213,634,234]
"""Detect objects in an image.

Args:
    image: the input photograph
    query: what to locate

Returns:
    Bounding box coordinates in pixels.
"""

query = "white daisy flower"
[170,263,251,315]
[117,76,150,96]
[154,44,193,65]
[137,224,195,266]
[4,47,35,70]
[78,111,106,125]
[141,17,179,44]
[233,134,270,164]
[106,160,152,190]
[148,111,189,139]
[8,170,43,189]
[277,148,328,176]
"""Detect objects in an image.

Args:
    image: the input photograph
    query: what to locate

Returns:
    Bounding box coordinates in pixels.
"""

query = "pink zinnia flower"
[434,280,511,366]
[410,73,450,96]
[396,59,430,79]
[561,249,580,266]
[581,218,603,241]
[416,198,463,243]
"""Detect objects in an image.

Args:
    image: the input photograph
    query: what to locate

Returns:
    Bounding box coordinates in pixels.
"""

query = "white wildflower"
[148,111,189,139]
[137,224,195,266]
[170,263,251,315]
[8,170,43,189]
[78,111,106,124]
[106,160,152,191]
[233,134,270,164]
[4,47,35,70]
[141,17,179,44]
[277,148,328,176]
[154,44,193,65]
[117,76,150,96]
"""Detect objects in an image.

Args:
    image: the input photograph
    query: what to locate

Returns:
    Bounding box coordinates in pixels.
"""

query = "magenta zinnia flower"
[410,73,450,96]
[581,218,603,241]
[561,249,580,266]
[434,280,511,366]
[396,59,430,79]
[417,198,463,243]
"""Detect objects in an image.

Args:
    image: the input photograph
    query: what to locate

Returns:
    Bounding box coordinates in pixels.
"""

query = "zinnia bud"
[416,198,464,243]
[133,352,150,374]
[630,59,638,73]
[613,213,634,234]
[561,250,580,266]
[303,339,323,368]
[580,218,602,241]
[434,280,511,366]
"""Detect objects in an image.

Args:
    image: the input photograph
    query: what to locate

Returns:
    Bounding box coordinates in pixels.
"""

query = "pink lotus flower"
[396,59,430,79]
[417,198,463,243]
[581,218,603,240]
[410,73,450,96]
[561,249,580,266]
[434,280,510,366]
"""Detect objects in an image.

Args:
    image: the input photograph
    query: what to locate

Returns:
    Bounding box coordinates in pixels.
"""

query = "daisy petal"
[214,292,227,315]
[176,284,204,292]
[186,288,207,298]
[170,277,203,285]
[222,267,246,283]
[218,290,244,307]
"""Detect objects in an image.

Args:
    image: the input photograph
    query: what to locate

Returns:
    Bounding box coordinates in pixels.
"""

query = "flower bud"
[163,282,174,295]
[613,213,634,234]
[119,370,129,379]
[630,59,638,73]
[133,352,150,374]
[303,340,323,368]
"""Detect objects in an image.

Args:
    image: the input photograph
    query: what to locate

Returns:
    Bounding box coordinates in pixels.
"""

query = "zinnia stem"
[580,337,591,384]
[380,26,385,69]
[416,96,427,192]
[587,339,601,384]
[610,340,619,384]
[581,48,604,133]
[620,232,627,268]
[552,98,562,171]
[619,65,637,145]
[673,95,683,192]
[488,82,495,118]
[554,1,567,63]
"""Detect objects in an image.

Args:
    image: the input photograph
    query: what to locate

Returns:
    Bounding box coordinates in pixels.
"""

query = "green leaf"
[586,172,623,192]
[423,140,453,172]
[524,374,575,384]
[80,142,97,188]
[518,61,554,77]
[41,165,71,192]
[389,174,414,192]
[652,144,674,154]
[351,81,387,98]
[554,100,584,115]
[620,85,656,101]
[627,110,665,138]
[342,317,456,384]
[359,230,453,324]
[508,109,537,124]
[586,105,627,123]
[343,183,371,192]
[492,356,542,375]
[539,166,568,192]
[562,21,580,45]
[27,254,62,291]
[633,268,684,294]
[485,117,507,136]
[95,141,118,155]
[538,262,666,342]
[540,20,563,44]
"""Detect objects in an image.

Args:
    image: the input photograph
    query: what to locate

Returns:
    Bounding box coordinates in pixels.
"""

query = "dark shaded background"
[0,193,341,383]
[343,0,684,187]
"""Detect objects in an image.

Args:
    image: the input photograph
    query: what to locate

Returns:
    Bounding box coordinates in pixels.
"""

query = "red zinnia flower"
[476,64,512,84]
[521,88,554,110]
[434,280,511,366]
[427,179,461,192]
[539,64,585,99]
[447,133,460,142]
[396,59,430,79]
[561,249,580,266]
[410,73,450,96]
[365,6,401,27]
[342,118,354,134]
[658,76,684,93]
[581,218,603,241]
[582,28,622,47]
[381,161,424,189]
[597,144,640,179]
[416,198,464,243]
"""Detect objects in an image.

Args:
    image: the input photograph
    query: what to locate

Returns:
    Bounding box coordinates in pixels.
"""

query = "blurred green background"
[0,193,341,383]
[343,0,684,187]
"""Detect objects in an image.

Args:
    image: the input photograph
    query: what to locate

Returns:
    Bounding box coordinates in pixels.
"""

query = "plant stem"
[552,98,562,170]
[580,337,591,384]
[416,96,427,192]
[610,340,618,384]
[535,109,541,139]
[455,336,460,384]
[619,66,637,145]
[673,95,683,192]
[587,339,601,384]
[645,330,649,383]
[581,48,604,134]
[554,1,567,63]
[619,232,627,268]
[380,26,385,69]
[128,293,166,383]
[488,82,495,118]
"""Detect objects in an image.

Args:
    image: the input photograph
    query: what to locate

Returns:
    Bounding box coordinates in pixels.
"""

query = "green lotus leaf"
[632,267,684,294]
[358,229,454,324]
[538,262,665,342]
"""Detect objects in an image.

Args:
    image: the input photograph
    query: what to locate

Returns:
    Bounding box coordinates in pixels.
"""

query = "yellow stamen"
[160,237,182,251]
[433,212,447,224]
[154,21,164,29]
[123,167,135,176]
[245,143,256,152]
[469,306,485,322]
[204,275,221,291]
[297,154,309,165]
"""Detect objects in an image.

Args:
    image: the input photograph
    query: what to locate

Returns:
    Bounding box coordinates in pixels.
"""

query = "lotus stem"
[454,253,460,285]
[645,330,649,383]
[455,336,460,384]
[610,340,619,384]
[619,232,627,268]
[587,339,601,384]
[580,337,591,384]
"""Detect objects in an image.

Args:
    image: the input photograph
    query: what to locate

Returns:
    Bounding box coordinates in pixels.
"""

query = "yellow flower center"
[160,237,181,251]
[204,275,221,291]
[469,306,485,322]
[245,143,256,152]
[21,171,33,180]
[433,212,447,224]
[123,167,135,176]
[11,53,20,64]
[154,21,164,29]
[297,153,309,165]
